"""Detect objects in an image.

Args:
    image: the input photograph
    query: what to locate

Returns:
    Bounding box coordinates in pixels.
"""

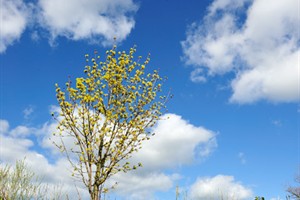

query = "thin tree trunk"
[91,184,100,200]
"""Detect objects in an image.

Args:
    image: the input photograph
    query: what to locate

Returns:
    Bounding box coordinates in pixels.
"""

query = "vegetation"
[1,45,295,200]
[53,45,170,200]
[0,159,42,199]
[0,159,65,200]
[287,174,300,199]
[0,160,296,200]
[254,197,265,200]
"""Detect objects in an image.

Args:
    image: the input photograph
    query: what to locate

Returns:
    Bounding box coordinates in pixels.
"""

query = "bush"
[0,159,65,200]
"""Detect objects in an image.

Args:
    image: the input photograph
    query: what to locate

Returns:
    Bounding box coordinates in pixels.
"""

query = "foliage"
[0,159,65,200]
[54,45,170,200]
[254,197,265,200]
[0,159,42,199]
[287,173,300,199]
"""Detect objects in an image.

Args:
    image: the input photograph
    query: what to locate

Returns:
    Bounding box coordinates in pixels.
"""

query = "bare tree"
[287,174,300,199]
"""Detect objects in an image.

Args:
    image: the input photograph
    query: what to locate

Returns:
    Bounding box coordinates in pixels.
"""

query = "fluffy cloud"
[0,119,9,134]
[189,175,253,199]
[182,0,299,103]
[0,0,29,53]
[10,125,33,138]
[0,133,34,163]
[0,0,138,53]
[37,0,138,45]
[131,113,217,171]
[0,111,217,200]
[109,172,178,200]
[0,119,89,199]
[106,113,217,199]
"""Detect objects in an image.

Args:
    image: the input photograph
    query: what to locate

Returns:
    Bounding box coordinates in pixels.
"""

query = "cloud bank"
[108,113,217,199]
[0,0,138,53]
[1,110,255,199]
[189,175,253,199]
[182,0,299,104]
[0,113,218,200]
[0,119,89,199]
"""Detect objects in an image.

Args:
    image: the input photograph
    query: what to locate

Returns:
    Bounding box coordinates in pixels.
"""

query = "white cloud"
[0,134,34,163]
[208,0,250,15]
[10,125,33,138]
[37,0,138,45]
[189,175,253,199]
[0,119,9,134]
[109,172,178,200]
[190,68,207,83]
[0,112,217,200]
[0,0,29,53]
[270,197,283,200]
[130,113,217,171]
[182,0,299,103]
[0,0,138,52]
[39,121,60,153]
[106,113,217,199]
[0,120,89,199]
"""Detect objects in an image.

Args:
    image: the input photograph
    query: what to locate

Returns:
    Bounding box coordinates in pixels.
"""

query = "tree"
[54,45,170,200]
[287,174,300,199]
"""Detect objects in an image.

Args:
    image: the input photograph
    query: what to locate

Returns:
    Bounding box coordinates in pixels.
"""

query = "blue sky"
[0,0,299,199]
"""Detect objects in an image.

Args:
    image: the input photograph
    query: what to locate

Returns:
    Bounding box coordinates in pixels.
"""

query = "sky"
[0,0,299,199]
